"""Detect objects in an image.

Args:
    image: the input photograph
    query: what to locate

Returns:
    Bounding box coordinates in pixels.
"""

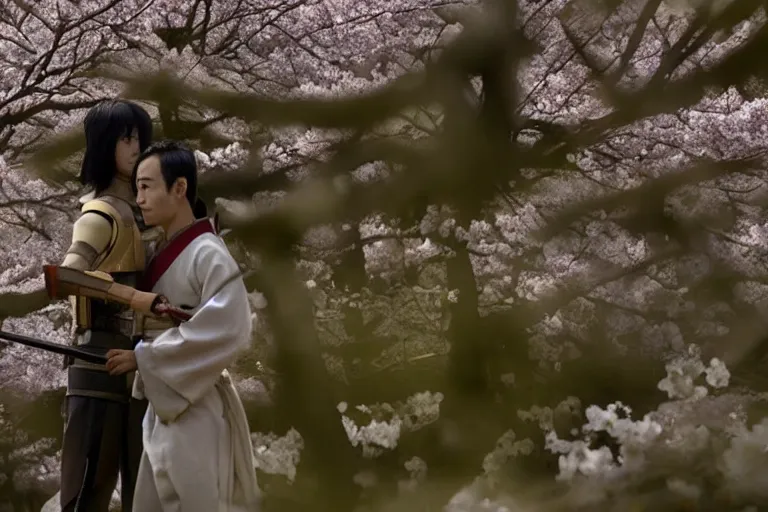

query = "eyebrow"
[136,177,154,183]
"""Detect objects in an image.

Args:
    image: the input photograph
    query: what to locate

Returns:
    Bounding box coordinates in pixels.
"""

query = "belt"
[66,330,137,403]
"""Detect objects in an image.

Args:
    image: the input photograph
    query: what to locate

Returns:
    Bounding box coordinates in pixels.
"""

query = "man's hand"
[152,295,191,323]
[106,349,137,376]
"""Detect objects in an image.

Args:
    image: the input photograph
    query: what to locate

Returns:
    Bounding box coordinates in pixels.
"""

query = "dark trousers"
[60,395,147,512]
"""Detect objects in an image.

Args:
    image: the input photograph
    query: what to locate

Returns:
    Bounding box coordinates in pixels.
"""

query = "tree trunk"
[255,254,360,511]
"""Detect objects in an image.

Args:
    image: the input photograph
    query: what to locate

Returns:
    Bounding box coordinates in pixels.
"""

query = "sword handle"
[151,297,192,322]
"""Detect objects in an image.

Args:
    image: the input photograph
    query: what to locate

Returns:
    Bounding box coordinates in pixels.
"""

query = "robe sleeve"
[134,239,252,422]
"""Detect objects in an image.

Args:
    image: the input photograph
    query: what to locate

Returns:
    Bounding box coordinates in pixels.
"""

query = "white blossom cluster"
[0,165,74,295]
[196,142,249,173]
[481,430,535,487]
[0,305,71,395]
[251,428,304,483]
[444,426,544,512]
[341,410,402,459]
[445,484,532,512]
[721,418,768,500]
[657,345,731,400]
[338,390,444,458]
[518,348,768,508]
[397,455,428,493]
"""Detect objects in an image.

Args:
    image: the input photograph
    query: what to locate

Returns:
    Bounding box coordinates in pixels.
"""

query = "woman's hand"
[151,295,172,317]
[106,349,137,376]
[152,295,192,323]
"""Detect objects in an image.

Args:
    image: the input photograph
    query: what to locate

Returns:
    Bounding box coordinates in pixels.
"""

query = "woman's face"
[115,127,140,178]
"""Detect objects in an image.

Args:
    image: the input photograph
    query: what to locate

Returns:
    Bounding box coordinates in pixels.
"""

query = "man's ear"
[173,177,188,199]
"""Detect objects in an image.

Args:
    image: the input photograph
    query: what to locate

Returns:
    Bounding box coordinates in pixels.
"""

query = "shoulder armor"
[68,198,149,369]
[82,195,145,274]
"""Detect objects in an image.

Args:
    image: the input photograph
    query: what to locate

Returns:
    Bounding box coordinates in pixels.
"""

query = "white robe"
[131,230,261,512]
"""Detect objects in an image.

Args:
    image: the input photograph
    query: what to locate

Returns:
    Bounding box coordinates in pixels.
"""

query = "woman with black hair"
[59,99,161,512]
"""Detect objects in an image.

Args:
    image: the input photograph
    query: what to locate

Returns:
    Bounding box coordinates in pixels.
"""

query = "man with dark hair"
[60,99,160,511]
[128,139,209,220]
[106,140,261,511]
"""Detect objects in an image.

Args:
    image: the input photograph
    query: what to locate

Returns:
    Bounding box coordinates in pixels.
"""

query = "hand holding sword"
[42,264,192,375]
[0,266,193,367]
[0,264,248,366]
[42,264,251,322]
[42,265,192,323]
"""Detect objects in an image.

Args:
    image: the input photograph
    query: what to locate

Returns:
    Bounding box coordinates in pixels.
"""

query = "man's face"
[135,155,176,228]
[115,128,140,178]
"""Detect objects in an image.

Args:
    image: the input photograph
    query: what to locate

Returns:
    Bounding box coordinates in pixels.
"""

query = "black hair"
[132,140,208,219]
[79,99,153,193]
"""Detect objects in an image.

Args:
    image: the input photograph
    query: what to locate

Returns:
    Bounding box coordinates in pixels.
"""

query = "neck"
[162,205,197,240]
[102,174,133,202]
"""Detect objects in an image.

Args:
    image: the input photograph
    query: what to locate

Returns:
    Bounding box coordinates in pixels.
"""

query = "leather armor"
[65,194,163,402]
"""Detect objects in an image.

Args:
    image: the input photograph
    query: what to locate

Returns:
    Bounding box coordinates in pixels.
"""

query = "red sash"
[140,219,216,291]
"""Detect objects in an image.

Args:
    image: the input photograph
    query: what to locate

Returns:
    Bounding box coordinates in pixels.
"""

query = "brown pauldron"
[64,241,100,268]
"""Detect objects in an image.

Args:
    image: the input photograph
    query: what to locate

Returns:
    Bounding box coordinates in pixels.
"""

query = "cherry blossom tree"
[5,0,768,510]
